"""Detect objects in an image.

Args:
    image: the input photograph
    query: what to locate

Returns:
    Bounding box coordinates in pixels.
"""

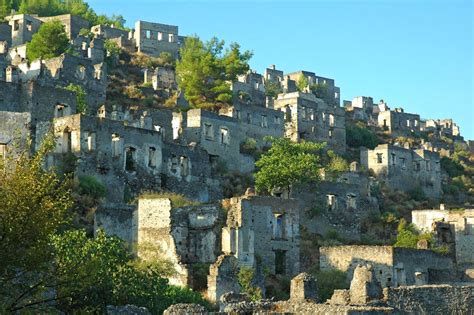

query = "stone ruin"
[289,272,319,302]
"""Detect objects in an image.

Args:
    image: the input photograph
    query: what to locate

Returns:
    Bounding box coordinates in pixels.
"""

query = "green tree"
[255,137,325,194]
[265,79,283,98]
[238,267,262,301]
[26,20,70,61]
[176,36,252,110]
[346,122,379,149]
[64,83,87,114]
[296,73,308,92]
[394,218,432,249]
[0,133,73,311]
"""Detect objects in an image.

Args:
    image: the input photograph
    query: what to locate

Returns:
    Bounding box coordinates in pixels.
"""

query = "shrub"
[240,138,258,156]
[346,123,379,149]
[408,186,426,202]
[78,175,107,200]
[312,269,348,301]
[64,84,87,115]
[238,267,262,301]
[26,20,70,61]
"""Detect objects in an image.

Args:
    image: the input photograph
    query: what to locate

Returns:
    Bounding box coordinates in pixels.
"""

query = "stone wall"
[137,197,223,286]
[134,20,180,57]
[360,144,441,199]
[384,284,474,314]
[320,246,394,288]
[273,91,346,153]
[412,209,474,265]
[53,114,163,202]
[377,109,420,136]
[320,246,455,287]
[207,254,240,303]
[222,195,300,277]
[94,203,137,249]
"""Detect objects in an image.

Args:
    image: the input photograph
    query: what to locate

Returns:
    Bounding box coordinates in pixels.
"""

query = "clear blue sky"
[89,0,474,140]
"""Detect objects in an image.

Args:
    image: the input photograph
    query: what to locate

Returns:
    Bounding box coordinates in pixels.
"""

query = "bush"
[26,20,70,61]
[408,186,426,202]
[64,84,87,115]
[238,267,262,301]
[312,269,348,301]
[78,175,107,200]
[240,138,258,156]
[346,123,379,149]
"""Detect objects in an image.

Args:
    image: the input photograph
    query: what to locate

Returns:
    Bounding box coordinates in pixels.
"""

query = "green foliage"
[310,82,332,104]
[78,175,107,199]
[131,51,175,69]
[296,74,308,92]
[325,150,349,174]
[176,36,252,110]
[312,269,348,301]
[104,39,121,66]
[51,229,209,313]
[238,267,262,301]
[0,133,73,311]
[265,79,282,98]
[240,137,258,156]
[346,122,379,149]
[51,229,128,311]
[64,83,87,114]
[26,20,70,61]
[255,137,325,193]
[140,191,200,208]
[1,0,126,29]
[441,156,464,177]
[408,186,426,202]
[394,218,432,249]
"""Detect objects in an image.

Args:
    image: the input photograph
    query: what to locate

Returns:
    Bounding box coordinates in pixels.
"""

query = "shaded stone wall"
[320,246,394,288]
[137,198,223,286]
[360,144,441,199]
[222,195,300,277]
[412,209,474,265]
[384,284,474,314]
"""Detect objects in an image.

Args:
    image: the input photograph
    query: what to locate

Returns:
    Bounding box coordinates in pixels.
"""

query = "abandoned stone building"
[6,54,107,110]
[412,208,474,279]
[344,96,377,123]
[230,70,266,107]
[4,13,43,47]
[377,107,421,136]
[52,114,164,202]
[284,70,341,106]
[360,144,441,199]
[133,20,183,57]
[320,245,455,288]
[423,118,462,138]
[144,66,177,91]
[273,91,346,152]
[94,193,301,302]
[221,195,300,276]
[290,166,379,242]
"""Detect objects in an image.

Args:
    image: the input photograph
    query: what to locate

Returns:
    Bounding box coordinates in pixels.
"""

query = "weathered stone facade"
[133,20,181,57]
[360,144,441,199]
[137,197,223,287]
[320,245,454,288]
[377,107,420,136]
[221,195,300,277]
[412,209,474,273]
[273,91,346,152]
